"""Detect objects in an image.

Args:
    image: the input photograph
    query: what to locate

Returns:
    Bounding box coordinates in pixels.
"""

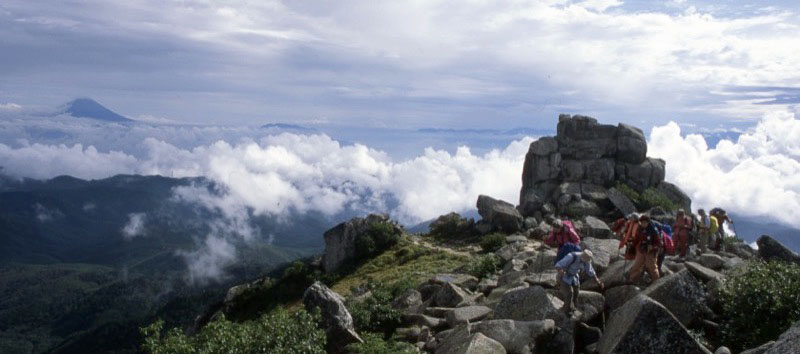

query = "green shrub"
[640,188,677,211]
[355,221,403,261]
[141,308,326,354]
[345,333,417,354]
[716,260,800,351]
[615,181,640,202]
[429,212,475,240]
[347,283,405,337]
[480,233,507,253]
[464,254,502,279]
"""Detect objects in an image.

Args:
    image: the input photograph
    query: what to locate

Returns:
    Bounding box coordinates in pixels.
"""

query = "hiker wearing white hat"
[555,249,603,315]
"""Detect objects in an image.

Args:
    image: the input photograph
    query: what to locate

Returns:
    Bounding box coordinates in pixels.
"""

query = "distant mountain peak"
[60,98,131,122]
[260,123,316,132]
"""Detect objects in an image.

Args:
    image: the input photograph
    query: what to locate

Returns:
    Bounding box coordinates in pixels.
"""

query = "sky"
[3,1,800,279]
[1,0,799,129]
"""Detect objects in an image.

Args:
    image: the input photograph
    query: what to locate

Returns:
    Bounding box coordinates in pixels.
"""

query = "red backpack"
[661,230,676,255]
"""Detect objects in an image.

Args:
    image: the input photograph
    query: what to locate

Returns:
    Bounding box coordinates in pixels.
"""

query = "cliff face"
[519,114,690,219]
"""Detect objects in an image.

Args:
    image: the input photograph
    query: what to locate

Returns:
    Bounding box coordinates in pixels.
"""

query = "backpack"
[557,220,581,245]
[661,230,676,255]
[554,243,582,265]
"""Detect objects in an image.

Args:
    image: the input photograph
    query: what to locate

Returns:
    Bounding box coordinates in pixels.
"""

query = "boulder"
[302,282,363,351]
[604,285,640,311]
[557,115,618,160]
[478,278,499,294]
[577,291,606,323]
[616,123,647,164]
[607,187,636,217]
[763,320,800,354]
[434,282,472,308]
[656,182,692,212]
[617,158,665,192]
[521,139,562,186]
[392,289,423,311]
[524,270,559,289]
[576,322,603,348]
[437,328,507,354]
[524,217,538,230]
[582,216,613,239]
[699,254,726,270]
[581,237,620,273]
[446,306,493,327]
[757,235,800,264]
[597,295,711,354]
[582,259,630,292]
[639,269,709,327]
[431,274,480,292]
[494,285,564,321]
[477,195,524,233]
[322,214,400,273]
[684,262,723,283]
[740,342,776,354]
[562,198,603,218]
[469,319,556,354]
[526,249,558,273]
[404,314,447,330]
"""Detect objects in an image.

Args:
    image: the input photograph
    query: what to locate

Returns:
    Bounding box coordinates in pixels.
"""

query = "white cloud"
[35,203,62,222]
[177,234,236,285]
[649,110,800,228]
[121,212,147,240]
[0,103,22,111]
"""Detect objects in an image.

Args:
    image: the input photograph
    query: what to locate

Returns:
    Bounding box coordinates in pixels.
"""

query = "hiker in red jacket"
[627,214,661,284]
[545,218,581,264]
[616,213,640,260]
[672,209,693,259]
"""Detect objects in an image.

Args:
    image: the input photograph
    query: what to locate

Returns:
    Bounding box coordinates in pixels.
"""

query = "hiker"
[708,210,720,251]
[616,213,640,261]
[545,218,581,264]
[652,219,673,272]
[673,209,693,259]
[696,209,711,254]
[714,209,733,250]
[555,249,602,315]
[627,214,661,284]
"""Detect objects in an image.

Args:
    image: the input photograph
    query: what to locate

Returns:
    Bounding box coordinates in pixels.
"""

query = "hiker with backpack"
[673,209,693,259]
[710,208,731,251]
[627,214,662,284]
[616,213,640,261]
[545,218,581,264]
[696,209,711,254]
[555,249,602,315]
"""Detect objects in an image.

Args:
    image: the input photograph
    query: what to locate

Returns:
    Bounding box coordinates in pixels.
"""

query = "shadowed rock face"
[519,114,690,219]
[598,295,711,354]
[757,235,800,264]
[303,281,363,352]
[321,214,401,273]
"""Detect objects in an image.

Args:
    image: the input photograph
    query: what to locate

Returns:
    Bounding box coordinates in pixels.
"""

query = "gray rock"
[639,269,710,327]
[503,258,527,274]
[616,123,647,164]
[494,285,563,321]
[618,158,665,192]
[521,141,562,186]
[471,319,556,354]
[757,235,800,264]
[728,242,757,260]
[723,257,745,270]
[524,217,538,230]
[584,158,617,186]
[437,325,507,354]
[577,322,603,347]
[740,341,775,354]
[562,198,603,218]
[598,295,711,354]
[434,282,471,308]
[530,221,552,240]
[763,320,800,354]
[582,259,630,292]
[302,282,363,351]
[582,216,613,239]
[715,346,732,354]
[322,214,401,273]
[656,182,692,212]
[581,237,620,273]
[392,289,423,310]
[404,314,447,330]
[699,254,726,270]
[478,278,499,294]
[486,283,529,306]
[684,262,724,283]
[431,274,480,291]
[396,326,422,341]
[418,284,441,302]
[506,235,529,244]
[425,307,453,318]
[577,291,606,323]
[607,187,637,217]
[498,269,527,288]
[526,249,557,273]
[528,136,559,156]
[478,195,524,233]
[446,306,493,327]
[604,285,640,311]
[524,269,559,289]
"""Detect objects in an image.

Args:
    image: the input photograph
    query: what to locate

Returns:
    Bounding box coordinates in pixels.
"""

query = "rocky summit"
[519,114,690,220]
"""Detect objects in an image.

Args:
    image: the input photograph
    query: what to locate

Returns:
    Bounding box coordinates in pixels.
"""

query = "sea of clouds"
[3,111,800,282]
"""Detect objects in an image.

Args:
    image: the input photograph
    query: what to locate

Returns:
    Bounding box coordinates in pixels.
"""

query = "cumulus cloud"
[0,103,22,111]
[649,110,800,229]
[121,212,147,240]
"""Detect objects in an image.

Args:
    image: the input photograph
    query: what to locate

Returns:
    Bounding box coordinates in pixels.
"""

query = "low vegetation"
[141,309,326,354]
[716,260,800,351]
[615,182,677,211]
[480,233,506,252]
[345,333,417,354]
[464,254,503,279]
[428,212,476,240]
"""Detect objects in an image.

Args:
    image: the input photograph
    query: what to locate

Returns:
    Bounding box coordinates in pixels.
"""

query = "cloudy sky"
[1,0,799,128]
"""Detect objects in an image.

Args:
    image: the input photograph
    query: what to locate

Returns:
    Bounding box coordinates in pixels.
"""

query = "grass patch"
[331,237,470,297]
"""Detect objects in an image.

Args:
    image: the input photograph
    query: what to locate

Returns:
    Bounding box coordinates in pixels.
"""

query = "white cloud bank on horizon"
[3,111,800,231]
[649,110,800,229]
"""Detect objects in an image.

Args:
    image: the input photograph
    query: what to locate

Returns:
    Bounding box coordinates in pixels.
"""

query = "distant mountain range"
[57,98,132,122]
[260,123,317,132]
[417,127,552,136]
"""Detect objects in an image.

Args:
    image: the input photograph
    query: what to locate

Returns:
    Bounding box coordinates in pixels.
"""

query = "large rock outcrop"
[321,214,402,273]
[519,115,690,218]
[597,295,711,354]
[302,281,363,352]
[639,269,710,327]
[477,195,524,233]
[756,235,800,264]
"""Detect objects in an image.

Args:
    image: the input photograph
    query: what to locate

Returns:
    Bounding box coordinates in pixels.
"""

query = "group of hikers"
[544,208,734,316]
